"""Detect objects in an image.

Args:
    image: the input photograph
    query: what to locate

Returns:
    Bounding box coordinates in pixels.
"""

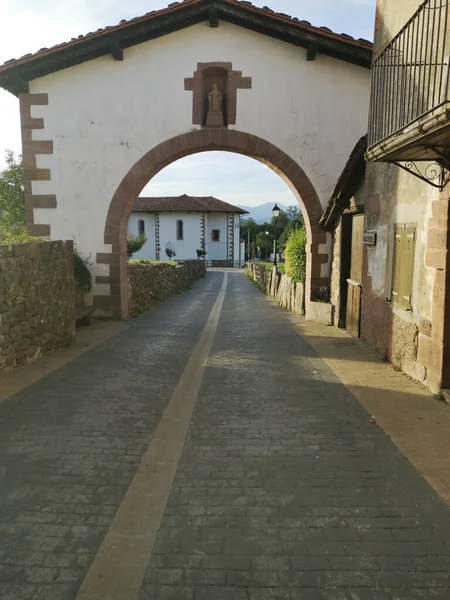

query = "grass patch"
[254,261,285,274]
[246,267,266,292]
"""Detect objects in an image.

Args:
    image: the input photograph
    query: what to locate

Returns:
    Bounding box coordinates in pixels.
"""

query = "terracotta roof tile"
[133,195,248,214]
[0,0,373,79]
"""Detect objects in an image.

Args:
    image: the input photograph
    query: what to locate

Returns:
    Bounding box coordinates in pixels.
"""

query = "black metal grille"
[368,0,450,149]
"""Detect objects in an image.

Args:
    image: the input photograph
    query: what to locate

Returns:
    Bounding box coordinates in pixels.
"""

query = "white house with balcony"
[128,195,247,266]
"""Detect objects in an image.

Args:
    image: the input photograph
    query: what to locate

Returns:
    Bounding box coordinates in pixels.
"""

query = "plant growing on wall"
[73,248,92,293]
[196,248,207,258]
[127,234,147,258]
[285,227,307,284]
[165,243,176,260]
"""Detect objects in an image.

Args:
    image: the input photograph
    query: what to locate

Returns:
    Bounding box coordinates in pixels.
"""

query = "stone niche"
[185,62,251,128]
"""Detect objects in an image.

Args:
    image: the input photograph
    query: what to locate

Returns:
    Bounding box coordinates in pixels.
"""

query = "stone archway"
[97,129,328,319]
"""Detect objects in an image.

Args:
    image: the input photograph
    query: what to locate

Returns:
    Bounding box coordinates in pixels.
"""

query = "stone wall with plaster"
[0,241,75,371]
[361,0,447,392]
[128,260,206,317]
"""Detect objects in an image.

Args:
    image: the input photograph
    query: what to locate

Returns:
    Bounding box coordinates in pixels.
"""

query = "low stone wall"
[247,263,304,315]
[0,241,75,371]
[128,260,206,317]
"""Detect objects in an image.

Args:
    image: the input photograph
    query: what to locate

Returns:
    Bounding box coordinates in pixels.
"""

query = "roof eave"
[0,1,208,95]
[218,1,372,69]
[0,0,372,96]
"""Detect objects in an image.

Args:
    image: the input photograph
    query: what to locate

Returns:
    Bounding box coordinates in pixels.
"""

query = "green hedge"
[285,228,307,284]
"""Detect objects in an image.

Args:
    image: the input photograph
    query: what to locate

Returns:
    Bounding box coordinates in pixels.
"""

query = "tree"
[286,205,302,224]
[276,206,304,254]
[241,217,259,241]
[127,234,147,258]
[255,231,272,260]
[0,151,33,243]
[241,205,304,260]
[272,209,289,230]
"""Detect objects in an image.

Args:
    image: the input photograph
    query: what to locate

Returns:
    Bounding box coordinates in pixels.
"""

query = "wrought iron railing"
[368,0,450,149]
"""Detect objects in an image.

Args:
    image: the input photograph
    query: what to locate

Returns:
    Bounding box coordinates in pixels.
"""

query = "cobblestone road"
[1,271,450,600]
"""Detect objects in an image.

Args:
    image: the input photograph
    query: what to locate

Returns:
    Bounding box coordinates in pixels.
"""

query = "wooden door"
[346,214,364,337]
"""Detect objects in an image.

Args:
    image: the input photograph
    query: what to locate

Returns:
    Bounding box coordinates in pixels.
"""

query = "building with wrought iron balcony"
[320,0,450,395]
[366,0,450,190]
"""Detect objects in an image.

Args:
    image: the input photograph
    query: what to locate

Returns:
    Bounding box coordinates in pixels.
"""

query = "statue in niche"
[206,84,224,127]
[209,84,223,112]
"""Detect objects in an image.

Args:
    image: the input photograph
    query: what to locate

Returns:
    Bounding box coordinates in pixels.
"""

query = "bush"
[285,227,307,284]
[0,226,39,244]
[165,243,176,260]
[127,234,147,258]
[73,249,92,293]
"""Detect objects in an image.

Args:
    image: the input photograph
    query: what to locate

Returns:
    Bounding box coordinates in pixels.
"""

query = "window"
[391,223,416,310]
[138,219,145,237]
[176,220,184,240]
[211,229,220,242]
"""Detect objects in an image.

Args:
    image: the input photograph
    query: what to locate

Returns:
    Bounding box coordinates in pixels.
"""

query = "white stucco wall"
[28,20,370,294]
[127,211,243,263]
[159,212,202,261]
[128,213,156,260]
[205,213,228,261]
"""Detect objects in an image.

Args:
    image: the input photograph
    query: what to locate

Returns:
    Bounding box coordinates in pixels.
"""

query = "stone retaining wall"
[247,263,304,315]
[128,260,206,317]
[0,241,75,371]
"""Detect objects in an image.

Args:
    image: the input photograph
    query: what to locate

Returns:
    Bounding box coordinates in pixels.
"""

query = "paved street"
[1,270,450,600]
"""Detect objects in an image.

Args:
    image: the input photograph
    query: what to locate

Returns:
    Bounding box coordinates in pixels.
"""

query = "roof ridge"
[133,194,248,214]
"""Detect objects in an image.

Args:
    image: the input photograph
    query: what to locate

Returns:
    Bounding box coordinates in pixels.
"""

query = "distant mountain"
[239,202,289,224]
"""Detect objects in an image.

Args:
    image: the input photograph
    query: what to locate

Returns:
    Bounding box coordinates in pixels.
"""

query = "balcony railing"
[368,0,450,152]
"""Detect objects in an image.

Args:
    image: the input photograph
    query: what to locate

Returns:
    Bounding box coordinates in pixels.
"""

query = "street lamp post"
[265,231,269,262]
[272,204,280,267]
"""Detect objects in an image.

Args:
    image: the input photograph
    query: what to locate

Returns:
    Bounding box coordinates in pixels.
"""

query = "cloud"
[141,152,298,208]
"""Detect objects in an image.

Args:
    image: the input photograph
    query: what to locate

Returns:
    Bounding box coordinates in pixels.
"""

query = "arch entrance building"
[0,0,373,319]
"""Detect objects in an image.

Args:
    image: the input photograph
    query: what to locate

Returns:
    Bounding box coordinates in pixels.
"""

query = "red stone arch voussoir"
[97,129,328,319]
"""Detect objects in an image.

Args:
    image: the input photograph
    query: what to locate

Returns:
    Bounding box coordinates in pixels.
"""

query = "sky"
[0,0,376,206]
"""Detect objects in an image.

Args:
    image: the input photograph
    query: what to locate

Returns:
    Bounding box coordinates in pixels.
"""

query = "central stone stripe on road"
[76,274,228,600]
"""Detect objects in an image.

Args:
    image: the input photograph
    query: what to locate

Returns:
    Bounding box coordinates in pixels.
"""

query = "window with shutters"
[391,223,417,310]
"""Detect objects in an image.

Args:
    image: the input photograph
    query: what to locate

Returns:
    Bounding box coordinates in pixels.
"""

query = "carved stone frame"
[100,129,327,319]
[185,62,251,127]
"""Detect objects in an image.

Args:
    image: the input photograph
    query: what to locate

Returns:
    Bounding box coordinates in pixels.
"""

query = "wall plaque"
[363,231,377,246]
